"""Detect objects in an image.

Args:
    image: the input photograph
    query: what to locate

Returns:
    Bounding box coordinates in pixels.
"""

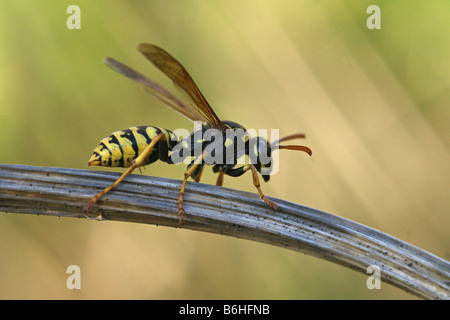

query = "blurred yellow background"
[0,0,448,299]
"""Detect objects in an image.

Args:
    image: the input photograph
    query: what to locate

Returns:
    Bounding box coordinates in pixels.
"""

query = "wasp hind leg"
[84,133,167,216]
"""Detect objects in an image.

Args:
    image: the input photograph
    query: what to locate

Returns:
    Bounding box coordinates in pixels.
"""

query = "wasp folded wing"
[138,43,224,130]
[104,57,206,123]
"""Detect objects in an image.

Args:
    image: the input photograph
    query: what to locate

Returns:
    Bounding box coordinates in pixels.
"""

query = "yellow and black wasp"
[85,43,312,224]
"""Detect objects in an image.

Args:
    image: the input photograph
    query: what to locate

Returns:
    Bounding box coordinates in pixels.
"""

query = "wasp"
[85,43,312,224]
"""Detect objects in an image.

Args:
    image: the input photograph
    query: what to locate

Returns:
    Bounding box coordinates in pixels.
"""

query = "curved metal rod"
[0,164,448,299]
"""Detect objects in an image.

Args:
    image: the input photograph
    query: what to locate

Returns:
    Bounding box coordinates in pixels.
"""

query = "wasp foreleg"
[223,164,279,210]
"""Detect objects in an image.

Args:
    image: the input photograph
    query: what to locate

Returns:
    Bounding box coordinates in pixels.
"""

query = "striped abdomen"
[87,126,177,168]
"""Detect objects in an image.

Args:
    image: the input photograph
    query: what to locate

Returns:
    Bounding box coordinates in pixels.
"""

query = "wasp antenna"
[278,145,312,156]
[277,133,306,143]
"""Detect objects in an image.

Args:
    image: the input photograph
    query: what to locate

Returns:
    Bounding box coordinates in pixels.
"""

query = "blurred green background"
[0,0,448,299]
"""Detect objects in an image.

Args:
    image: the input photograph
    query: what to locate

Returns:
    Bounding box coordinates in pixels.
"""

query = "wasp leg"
[212,164,225,186]
[178,151,208,224]
[85,133,166,213]
[193,165,204,183]
[224,164,279,210]
[215,169,224,186]
[247,164,279,210]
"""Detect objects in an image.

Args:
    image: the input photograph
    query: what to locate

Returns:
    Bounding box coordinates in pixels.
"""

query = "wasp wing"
[104,57,207,123]
[138,43,224,130]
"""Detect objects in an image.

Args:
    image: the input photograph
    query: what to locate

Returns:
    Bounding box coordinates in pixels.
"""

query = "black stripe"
[108,134,125,167]
[120,129,139,158]
[99,142,112,155]
[137,126,151,144]
[137,126,161,144]
[108,134,123,154]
